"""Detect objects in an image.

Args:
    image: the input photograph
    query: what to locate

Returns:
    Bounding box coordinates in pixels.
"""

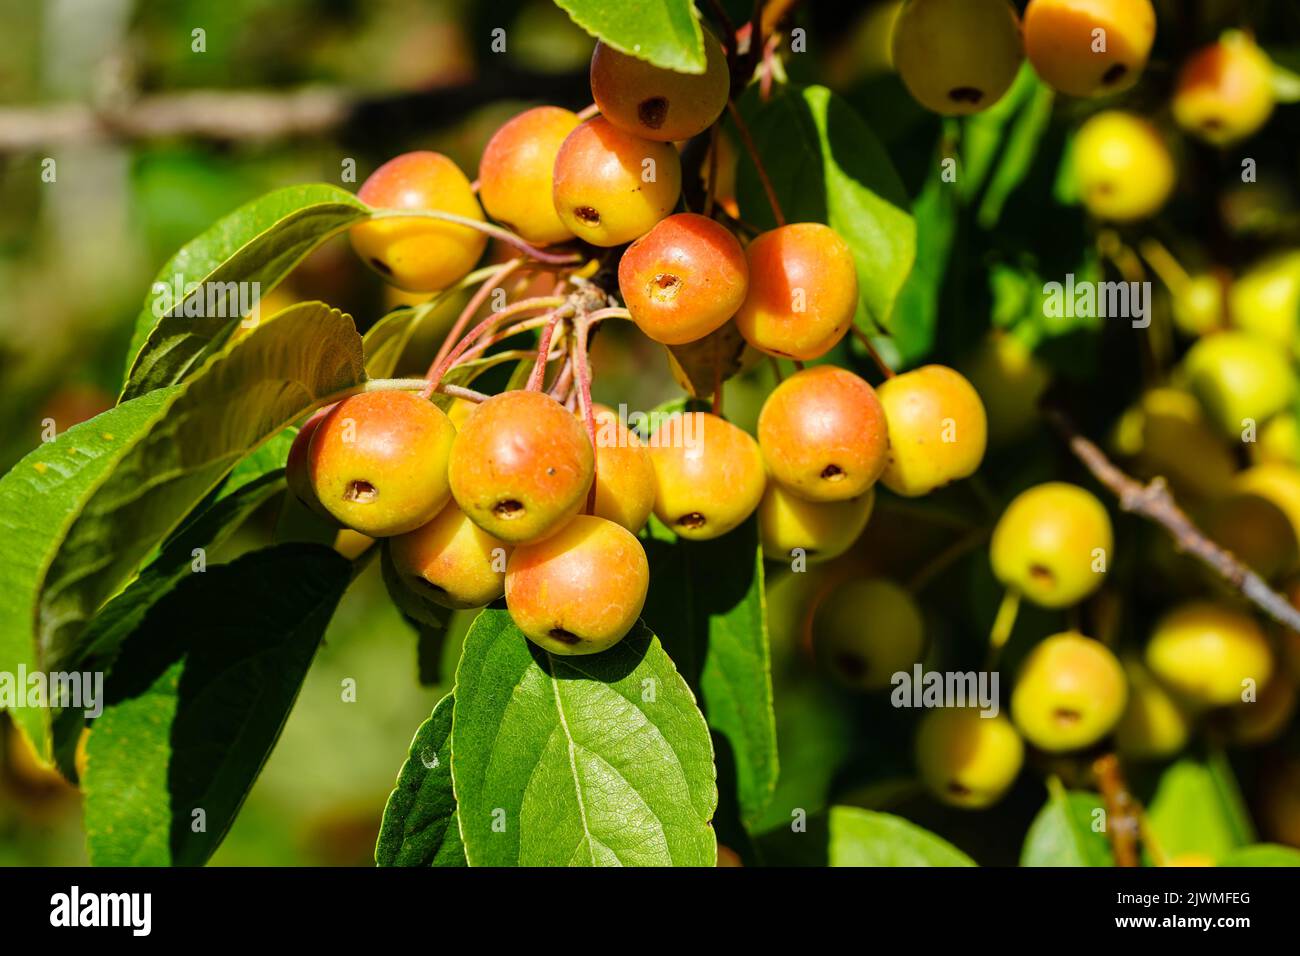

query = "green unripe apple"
[915,708,1024,809]
[1011,632,1127,752]
[812,578,925,691]
[1145,601,1274,708]
[990,482,1113,608]
[1182,331,1295,437]
[1115,658,1190,760]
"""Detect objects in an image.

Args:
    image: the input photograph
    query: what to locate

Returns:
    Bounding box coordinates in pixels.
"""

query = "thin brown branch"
[1093,754,1141,867]
[1048,410,1300,633]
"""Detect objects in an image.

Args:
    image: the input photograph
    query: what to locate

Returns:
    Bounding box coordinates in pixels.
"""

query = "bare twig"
[1047,410,1300,633]
[1092,755,1141,867]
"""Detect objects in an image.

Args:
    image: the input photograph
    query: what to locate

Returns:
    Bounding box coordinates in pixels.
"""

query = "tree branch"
[0,69,589,153]
[1047,409,1300,633]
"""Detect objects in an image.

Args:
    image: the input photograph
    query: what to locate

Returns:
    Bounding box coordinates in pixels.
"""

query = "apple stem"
[430,259,524,369]
[422,300,562,397]
[572,315,599,514]
[988,588,1021,657]
[526,311,566,391]
[367,208,582,265]
[849,325,896,380]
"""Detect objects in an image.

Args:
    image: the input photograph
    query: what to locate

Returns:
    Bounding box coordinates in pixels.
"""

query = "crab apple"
[551,117,682,247]
[350,151,487,292]
[589,30,730,142]
[504,515,649,655]
[733,223,858,361]
[1023,0,1156,97]
[758,365,889,502]
[1115,658,1190,761]
[1145,602,1274,709]
[1235,465,1300,562]
[1230,251,1300,349]
[1112,387,1235,503]
[1173,34,1276,146]
[892,0,1023,116]
[389,501,511,610]
[1172,273,1228,338]
[812,577,924,690]
[1229,672,1296,746]
[618,213,748,345]
[759,483,875,564]
[991,482,1112,608]
[307,390,456,537]
[286,404,337,519]
[1073,112,1175,222]
[588,404,657,533]
[1182,332,1295,436]
[648,411,765,541]
[478,106,580,245]
[915,708,1024,809]
[959,331,1049,447]
[449,390,594,545]
[1254,414,1300,467]
[878,365,987,497]
[1011,632,1127,752]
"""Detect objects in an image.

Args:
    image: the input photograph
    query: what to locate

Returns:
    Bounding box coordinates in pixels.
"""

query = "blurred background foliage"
[3,0,1300,866]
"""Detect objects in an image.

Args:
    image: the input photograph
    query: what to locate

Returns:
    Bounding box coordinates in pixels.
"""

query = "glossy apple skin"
[590,31,730,142]
[892,0,1023,116]
[1010,632,1127,753]
[1182,331,1295,437]
[618,213,748,345]
[287,405,337,519]
[648,411,766,541]
[390,501,511,610]
[588,404,657,533]
[350,151,487,292]
[479,106,580,245]
[990,482,1113,608]
[1073,111,1175,222]
[759,483,874,564]
[307,391,456,537]
[733,223,858,361]
[758,365,889,502]
[915,708,1024,809]
[1173,35,1276,146]
[551,117,682,247]
[505,515,650,655]
[878,365,988,497]
[449,390,594,545]
[1023,0,1156,97]
[1146,602,1275,709]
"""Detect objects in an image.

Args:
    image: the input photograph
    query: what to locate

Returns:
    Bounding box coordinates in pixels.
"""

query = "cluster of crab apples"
[279,24,994,657]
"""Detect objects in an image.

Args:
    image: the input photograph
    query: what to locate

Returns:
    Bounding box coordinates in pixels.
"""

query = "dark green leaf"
[553,0,706,73]
[642,517,778,833]
[451,608,717,866]
[0,303,364,757]
[1147,754,1254,862]
[736,85,916,334]
[83,545,353,866]
[121,184,368,400]
[376,694,466,867]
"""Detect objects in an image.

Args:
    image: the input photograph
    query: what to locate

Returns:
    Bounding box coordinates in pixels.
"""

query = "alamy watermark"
[0,666,103,718]
[891,664,1001,717]
[150,275,264,327]
[1043,273,1151,329]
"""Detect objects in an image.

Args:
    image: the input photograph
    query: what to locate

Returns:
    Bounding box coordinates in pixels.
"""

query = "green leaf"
[553,0,706,73]
[976,71,1055,229]
[736,85,916,334]
[1147,754,1254,862]
[1217,844,1300,867]
[450,608,717,866]
[0,303,364,756]
[376,694,466,867]
[83,544,353,866]
[828,806,976,867]
[1020,782,1114,867]
[121,184,369,401]
[0,390,174,753]
[887,166,959,364]
[641,517,778,834]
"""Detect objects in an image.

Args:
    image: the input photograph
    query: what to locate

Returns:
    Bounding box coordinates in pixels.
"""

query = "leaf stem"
[726,99,785,228]
[431,259,524,369]
[367,208,581,265]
